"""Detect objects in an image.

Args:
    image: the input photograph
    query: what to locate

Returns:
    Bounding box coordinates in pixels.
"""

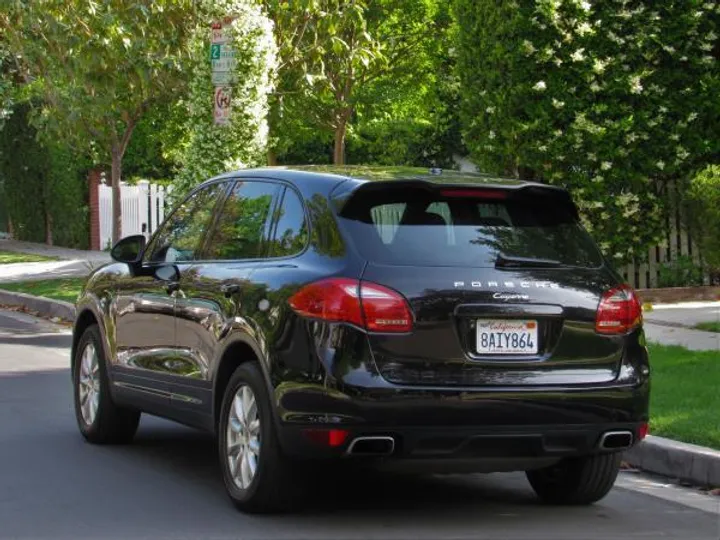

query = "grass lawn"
[0,250,58,264]
[694,321,720,333]
[0,277,85,303]
[648,343,720,450]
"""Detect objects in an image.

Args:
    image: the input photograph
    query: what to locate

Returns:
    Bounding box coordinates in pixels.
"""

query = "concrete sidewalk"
[0,239,110,264]
[0,239,110,282]
[643,301,720,351]
[645,301,720,327]
[644,323,720,351]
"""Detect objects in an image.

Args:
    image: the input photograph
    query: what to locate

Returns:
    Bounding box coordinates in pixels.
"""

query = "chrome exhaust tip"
[346,436,395,456]
[599,430,634,450]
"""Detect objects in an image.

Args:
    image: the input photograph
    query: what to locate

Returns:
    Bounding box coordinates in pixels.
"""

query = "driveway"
[1,309,718,540]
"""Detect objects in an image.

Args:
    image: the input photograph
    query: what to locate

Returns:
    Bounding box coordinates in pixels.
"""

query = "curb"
[624,435,720,487]
[643,318,693,329]
[0,289,76,321]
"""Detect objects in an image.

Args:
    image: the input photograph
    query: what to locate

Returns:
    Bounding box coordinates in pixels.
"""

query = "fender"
[210,329,279,424]
[73,289,118,386]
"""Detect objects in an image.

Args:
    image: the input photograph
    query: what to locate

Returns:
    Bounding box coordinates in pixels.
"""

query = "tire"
[73,324,140,444]
[218,362,296,513]
[526,452,622,505]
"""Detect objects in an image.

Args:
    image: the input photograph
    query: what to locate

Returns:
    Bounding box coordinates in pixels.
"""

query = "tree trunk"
[45,210,53,246]
[267,147,278,166]
[111,144,123,244]
[333,119,347,165]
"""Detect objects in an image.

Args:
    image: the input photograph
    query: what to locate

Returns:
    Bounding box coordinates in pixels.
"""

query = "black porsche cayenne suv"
[72,166,649,512]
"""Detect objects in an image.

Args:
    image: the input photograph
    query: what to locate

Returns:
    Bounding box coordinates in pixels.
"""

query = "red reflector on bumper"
[638,422,649,441]
[302,428,349,447]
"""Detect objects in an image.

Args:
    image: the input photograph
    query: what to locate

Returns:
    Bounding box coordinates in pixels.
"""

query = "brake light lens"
[289,278,413,333]
[595,285,643,334]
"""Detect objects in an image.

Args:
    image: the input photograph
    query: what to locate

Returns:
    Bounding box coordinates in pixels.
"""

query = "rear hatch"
[335,180,625,387]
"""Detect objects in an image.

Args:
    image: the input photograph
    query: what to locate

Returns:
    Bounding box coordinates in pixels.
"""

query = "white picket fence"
[619,212,703,289]
[99,180,168,250]
[618,178,708,288]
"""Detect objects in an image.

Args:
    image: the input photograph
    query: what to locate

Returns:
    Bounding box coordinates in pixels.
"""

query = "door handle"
[221,283,241,298]
[165,281,180,295]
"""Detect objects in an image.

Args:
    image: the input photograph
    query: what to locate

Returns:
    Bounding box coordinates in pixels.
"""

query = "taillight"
[638,422,649,441]
[289,278,413,333]
[595,284,643,334]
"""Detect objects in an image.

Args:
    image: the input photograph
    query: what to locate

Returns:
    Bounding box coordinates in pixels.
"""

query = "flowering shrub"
[455,0,719,264]
[174,1,276,198]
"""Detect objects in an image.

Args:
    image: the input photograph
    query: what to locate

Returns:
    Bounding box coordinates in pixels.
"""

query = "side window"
[204,181,279,260]
[146,183,225,263]
[268,188,308,257]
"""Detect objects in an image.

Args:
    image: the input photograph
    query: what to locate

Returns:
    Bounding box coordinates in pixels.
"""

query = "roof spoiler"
[331,179,579,220]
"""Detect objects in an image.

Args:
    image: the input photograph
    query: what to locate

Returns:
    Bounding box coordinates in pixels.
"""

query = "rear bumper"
[275,376,649,465]
[278,421,646,469]
[271,322,650,468]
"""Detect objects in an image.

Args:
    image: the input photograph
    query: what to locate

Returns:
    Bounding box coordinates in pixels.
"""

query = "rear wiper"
[495,253,563,268]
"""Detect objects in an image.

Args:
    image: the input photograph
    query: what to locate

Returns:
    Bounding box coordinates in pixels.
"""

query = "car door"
[171,180,282,416]
[112,182,227,406]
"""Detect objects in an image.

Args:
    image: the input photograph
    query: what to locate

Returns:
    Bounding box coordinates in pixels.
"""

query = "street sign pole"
[211,18,237,126]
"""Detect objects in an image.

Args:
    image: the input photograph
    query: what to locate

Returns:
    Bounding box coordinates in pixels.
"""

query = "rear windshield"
[336,185,603,268]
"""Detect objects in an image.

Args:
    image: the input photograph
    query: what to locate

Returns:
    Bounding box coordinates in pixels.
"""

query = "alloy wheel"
[226,384,261,490]
[78,343,100,425]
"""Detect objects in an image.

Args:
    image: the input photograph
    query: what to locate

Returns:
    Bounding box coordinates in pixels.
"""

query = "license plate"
[476,319,538,355]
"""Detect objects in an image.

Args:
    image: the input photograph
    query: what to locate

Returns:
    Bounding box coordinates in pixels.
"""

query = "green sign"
[210,43,221,60]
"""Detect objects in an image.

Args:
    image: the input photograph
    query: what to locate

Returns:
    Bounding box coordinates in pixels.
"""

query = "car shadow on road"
[1,364,537,521]
[122,418,539,518]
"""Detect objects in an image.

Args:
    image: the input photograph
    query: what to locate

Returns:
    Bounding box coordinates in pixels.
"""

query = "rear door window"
[204,181,280,260]
[338,185,603,268]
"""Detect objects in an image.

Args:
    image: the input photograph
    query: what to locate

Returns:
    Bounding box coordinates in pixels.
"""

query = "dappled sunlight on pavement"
[0,259,98,282]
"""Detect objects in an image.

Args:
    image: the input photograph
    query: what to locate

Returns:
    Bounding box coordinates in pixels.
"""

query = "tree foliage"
[348,3,462,168]
[1,0,198,242]
[123,100,188,183]
[267,0,443,164]
[455,0,720,264]
[173,0,276,198]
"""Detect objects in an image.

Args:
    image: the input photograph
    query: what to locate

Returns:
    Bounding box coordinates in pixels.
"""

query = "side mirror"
[110,235,146,265]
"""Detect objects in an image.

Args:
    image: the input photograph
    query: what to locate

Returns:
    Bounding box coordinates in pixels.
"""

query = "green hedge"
[455,0,720,265]
[0,103,89,248]
[685,165,720,282]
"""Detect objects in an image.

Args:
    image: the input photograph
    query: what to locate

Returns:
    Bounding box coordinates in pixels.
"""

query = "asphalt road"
[0,309,718,540]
